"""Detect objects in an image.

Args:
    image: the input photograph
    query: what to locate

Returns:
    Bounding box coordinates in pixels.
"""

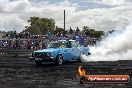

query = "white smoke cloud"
[0,0,132,32]
[0,14,25,32]
[84,24,132,62]
[101,0,132,5]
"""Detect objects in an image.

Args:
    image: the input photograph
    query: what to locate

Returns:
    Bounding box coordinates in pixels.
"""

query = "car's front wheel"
[55,55,63,65]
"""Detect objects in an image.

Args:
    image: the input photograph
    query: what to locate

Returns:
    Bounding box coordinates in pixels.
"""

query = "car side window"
[76,41,80,47]
[66,41,72,48]
[71,41,78,47]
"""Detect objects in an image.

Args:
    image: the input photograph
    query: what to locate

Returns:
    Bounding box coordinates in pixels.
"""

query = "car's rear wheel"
[35,60,42,65]
[55,55,63,65]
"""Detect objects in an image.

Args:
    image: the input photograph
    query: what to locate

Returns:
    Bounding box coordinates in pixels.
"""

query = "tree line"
[23,16,104,38]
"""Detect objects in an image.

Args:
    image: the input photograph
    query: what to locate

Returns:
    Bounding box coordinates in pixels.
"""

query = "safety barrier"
[0,49,35,58]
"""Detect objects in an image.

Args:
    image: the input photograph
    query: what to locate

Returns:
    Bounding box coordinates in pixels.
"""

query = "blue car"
[30,40,90,65]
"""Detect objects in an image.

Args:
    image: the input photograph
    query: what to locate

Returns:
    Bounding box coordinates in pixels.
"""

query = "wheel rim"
[58,56,62,65]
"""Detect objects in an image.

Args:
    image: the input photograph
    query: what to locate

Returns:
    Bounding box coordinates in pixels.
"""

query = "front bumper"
[29,56,55,62]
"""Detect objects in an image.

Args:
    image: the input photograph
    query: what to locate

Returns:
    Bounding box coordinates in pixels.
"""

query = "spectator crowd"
[0,28,100,49]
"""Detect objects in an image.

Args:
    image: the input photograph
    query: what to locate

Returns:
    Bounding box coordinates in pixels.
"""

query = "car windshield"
[47,40,78,48]
[48,42,65,48]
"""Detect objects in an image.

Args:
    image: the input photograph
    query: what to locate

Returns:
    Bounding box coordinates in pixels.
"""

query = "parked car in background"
[30,40,90,65]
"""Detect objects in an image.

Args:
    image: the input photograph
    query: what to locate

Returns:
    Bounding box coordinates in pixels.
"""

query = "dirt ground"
[0,58,132,88]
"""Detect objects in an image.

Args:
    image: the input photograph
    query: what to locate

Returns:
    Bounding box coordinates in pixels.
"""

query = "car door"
[62,47,73,60]
[78,45,89,56]
[71,41,81,59]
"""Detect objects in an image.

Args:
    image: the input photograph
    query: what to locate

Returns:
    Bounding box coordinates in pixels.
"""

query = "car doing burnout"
[30,40,90,65]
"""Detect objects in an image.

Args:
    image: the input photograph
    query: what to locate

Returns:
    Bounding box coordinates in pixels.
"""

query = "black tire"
[77,58,81,62]
[55,55,63,65]
[35,60,42,65]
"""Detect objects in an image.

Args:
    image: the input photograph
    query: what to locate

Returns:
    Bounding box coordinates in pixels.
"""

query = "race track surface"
[0,58,132,88]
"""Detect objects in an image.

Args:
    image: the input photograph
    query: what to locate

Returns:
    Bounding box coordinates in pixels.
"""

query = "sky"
[0,0,132,32]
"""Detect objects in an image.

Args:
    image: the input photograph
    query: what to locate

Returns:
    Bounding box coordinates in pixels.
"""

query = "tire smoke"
[81,24,132,62]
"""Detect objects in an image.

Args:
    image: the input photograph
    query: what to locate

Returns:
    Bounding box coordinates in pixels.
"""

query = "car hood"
[34,48,62,53]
